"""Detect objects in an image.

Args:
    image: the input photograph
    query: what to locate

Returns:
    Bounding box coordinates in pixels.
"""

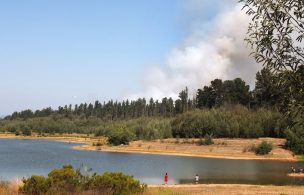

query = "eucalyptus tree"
[240,0,303,120]
[240,0,304,153]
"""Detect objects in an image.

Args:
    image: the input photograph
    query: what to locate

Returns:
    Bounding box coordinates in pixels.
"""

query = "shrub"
[93,142,103,147]
[255,141,272,155]
[108,129,135,146]
[203,134,214,145]
[19,165,146,195]
[47,164,80,192]
[87,172,146,195]
[198,134,214,146]
[94,128,107,137]
[22,126,32,136]
[285,124,304,155]
[20,175,50,195]
[242,144,256,153]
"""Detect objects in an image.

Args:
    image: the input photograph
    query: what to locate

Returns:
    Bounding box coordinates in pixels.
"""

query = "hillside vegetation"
[0,69,303,154]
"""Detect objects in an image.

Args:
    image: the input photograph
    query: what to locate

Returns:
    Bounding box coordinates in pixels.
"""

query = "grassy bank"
[2,182,304,195]
[298,155,304,162]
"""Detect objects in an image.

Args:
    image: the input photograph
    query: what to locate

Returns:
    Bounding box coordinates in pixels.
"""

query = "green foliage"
[198,134,214,146]
[255,141,273,155]
[196,78,250,108]
[47,165,80,192]
[240,0,304,154]
[203,134,214,145]
[22,126,32,136]
[171,106,286,138]
[19,165,145,195]
[108,128,135,145]
[88,172,146,195]
[285,124,304,155]
[20,175,50,195]
[92,142,103,147]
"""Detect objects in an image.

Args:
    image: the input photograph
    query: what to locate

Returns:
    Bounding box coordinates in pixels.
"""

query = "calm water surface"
[0,139,303,185]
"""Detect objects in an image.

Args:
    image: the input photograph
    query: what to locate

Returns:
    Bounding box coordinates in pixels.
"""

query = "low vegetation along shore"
[1,181,304,195]
[0,133,298,162]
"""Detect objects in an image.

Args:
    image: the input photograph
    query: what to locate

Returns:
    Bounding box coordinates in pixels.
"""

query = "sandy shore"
[145,184,304,195]
[288,173,304,177]
[75,137,297,162]
[0,133,299,161]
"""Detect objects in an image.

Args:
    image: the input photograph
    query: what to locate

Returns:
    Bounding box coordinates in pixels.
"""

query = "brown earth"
[76,137,297,161]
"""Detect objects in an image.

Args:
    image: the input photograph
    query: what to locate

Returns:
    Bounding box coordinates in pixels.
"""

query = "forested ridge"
[0,68,303,154]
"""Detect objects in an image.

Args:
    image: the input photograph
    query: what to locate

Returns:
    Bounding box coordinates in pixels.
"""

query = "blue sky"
[0,0,226,115]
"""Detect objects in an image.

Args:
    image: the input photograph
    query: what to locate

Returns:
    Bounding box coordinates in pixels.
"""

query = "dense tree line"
[172,106,286,139]
[1,69,301,153]
[5,68,279,121]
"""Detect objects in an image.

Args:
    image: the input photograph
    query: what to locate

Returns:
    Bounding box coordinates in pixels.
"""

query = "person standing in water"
[164,173,168,185]
[195,174,199,184]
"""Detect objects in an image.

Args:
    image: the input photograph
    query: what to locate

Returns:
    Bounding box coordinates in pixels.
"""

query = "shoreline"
[72,145,297,162]
[288,173,304,177]
[0,133,299,162]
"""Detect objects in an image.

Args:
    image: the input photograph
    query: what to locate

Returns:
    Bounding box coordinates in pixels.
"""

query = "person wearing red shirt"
[164,173,168,185]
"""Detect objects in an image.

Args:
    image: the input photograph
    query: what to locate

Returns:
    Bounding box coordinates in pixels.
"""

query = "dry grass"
[0,132,106,146]
[145,184,304,195]
[0,180,21,195]
[2,182,303,195]
[288,173,304,177]
[77,137,296,161]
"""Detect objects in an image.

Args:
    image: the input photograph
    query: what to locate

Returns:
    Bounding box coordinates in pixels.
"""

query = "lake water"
[0,139,303,185]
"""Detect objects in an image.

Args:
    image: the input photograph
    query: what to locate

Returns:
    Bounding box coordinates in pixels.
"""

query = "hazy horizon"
[0,0,260,115]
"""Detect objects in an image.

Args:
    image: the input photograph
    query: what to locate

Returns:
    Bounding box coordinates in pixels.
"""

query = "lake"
[0,139,303,185]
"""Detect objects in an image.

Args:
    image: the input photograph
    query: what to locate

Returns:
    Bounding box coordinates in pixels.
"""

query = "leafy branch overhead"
[240,0,303,72]
[240,0,304,122]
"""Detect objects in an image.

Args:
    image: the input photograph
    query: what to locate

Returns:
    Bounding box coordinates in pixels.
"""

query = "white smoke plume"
[127,1,260,100]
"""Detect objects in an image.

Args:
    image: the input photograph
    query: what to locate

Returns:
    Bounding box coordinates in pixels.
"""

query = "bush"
[20,175,50,195]
[22,126,32,136]
[88,172,146,195]
[285,124,304,155]
[93,142,103,147]
[197,134,214,146]
[255,141,272,155]
[47,164,80,192]
[19,165,146,195]
[108,129,135,146]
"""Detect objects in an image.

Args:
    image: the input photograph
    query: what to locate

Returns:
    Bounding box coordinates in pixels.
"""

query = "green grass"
[297,155,304,162]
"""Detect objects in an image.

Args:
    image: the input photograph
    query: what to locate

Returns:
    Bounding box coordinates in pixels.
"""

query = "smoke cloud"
[127,1,260,100]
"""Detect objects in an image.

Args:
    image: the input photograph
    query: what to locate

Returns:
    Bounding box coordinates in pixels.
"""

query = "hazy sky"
[0,0,258,115]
